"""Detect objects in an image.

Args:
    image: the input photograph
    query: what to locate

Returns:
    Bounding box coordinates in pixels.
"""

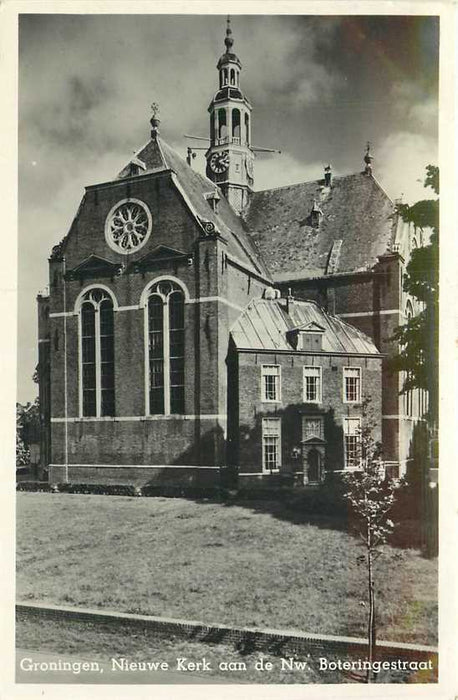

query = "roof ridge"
[370,174,395,205]
[252,172,364,196]
[156,137,171,169]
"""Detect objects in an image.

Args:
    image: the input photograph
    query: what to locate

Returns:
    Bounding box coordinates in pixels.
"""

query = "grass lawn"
[16,493,437,645]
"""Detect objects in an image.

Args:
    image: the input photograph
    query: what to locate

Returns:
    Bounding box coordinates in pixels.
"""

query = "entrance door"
[307,448,321,483]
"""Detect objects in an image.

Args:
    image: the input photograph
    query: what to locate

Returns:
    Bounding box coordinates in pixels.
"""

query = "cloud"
[376,131,438,204]
[390,81,438,137]
[253,152,323,191]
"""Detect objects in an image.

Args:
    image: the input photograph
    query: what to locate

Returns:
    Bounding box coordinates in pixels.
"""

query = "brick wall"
[233,351,382,474]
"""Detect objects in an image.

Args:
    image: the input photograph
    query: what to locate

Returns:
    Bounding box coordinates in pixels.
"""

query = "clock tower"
[206,18,254,214]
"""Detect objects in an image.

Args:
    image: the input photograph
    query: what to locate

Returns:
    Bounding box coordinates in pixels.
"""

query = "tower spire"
[206,17,254,214]
[225,15,234,53]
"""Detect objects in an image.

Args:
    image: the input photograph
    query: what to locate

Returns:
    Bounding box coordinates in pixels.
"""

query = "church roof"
[117,137,268,278]
[231,298,380,355]
[243,173,396,281]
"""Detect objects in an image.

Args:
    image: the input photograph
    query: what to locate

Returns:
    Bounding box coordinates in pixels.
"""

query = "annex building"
[37,20,425,487]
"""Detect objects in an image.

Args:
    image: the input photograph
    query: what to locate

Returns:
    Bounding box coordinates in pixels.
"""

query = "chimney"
[186,147,197,167]
[286,287,294,315]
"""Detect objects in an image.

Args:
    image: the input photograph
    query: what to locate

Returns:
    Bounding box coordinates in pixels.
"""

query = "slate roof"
[231,298,380,355]
[243,173,396,280]
[117,137,268,278]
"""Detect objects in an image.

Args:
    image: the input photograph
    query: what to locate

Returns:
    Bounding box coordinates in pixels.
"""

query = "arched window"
[244,113,250,145]
[79,288,115,417]
[405,300,413,321]
[218,108,227,140]
[232,108,241,139]
[404,300,414,417]
[146,281,185,415]
[230,68,235,85]
[222,68,228,85]
[210,111,215,142]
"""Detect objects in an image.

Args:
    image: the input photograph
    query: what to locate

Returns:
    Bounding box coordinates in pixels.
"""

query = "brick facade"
[36,32,424,486]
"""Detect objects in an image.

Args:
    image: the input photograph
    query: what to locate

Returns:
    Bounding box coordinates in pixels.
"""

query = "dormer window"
[127,157,146,178]
[287,322,325,351]
[204,191,221,214]
[310,200,323,228]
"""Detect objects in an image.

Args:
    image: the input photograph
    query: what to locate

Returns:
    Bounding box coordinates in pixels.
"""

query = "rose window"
[105,198,152,254]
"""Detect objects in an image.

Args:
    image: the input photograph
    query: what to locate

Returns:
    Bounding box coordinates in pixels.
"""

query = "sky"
[17,12,439,403]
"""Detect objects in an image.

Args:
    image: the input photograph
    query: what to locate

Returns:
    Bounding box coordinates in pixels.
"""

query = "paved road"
[16,649,234,684]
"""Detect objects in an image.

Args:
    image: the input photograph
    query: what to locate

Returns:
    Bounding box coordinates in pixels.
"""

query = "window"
[232,108,240,139]
[404,301,414,416]
[218,108,227,139]
[262,418,281,472]
[343,367,361,403]
[261,365,281,402]
[244,113,250,145]
[79,288,115,417]
[344,417,361,469]
[303,366,322,403]
[146,281,185,415]
[210,111,215,142]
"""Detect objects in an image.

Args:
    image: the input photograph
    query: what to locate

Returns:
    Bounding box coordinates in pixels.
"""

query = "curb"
[17,602,438,663]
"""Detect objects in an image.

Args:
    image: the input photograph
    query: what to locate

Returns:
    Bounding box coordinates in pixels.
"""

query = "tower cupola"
[217,17,242,89]
[206,17,254,215]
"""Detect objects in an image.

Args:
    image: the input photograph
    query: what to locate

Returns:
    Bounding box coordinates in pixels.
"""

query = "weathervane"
[364,141,374,175]
[150,102,161,138]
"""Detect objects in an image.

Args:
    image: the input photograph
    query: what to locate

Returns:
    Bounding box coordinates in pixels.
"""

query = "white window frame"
[143,279,186,416]
[77,286,117,419]
[262,417,281,473]
[303,366,322,403]
[261,364,281,403]
[343,367,362,404]
[343,417,362,469]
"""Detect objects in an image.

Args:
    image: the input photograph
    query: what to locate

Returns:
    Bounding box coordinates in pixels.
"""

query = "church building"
[37,19,424,487]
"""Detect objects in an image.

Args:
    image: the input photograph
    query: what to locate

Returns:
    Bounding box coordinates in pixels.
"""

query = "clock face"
[245,157,254,179]
[105,198,152,254]
[209,151,229,174]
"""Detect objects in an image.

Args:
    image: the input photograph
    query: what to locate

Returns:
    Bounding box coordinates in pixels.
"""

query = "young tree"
[341,409,396,683]
[390,165,439,424]
[16,431,30,467]
[16,399,40,468]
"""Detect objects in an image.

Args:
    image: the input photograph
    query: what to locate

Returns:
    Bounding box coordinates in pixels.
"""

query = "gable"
[65,255,122,281]
[130,245,190,273]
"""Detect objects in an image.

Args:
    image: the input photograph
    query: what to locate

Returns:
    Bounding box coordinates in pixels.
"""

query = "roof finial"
[364,141,373,175]
[150,102,160,139]
[224,15,234,53]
